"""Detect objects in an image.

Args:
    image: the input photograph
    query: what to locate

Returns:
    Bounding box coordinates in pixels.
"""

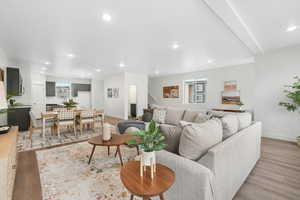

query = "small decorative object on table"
[279,76,300,147]
[102,123,112,141]
[127,120,166,179]
[62,99,78,109]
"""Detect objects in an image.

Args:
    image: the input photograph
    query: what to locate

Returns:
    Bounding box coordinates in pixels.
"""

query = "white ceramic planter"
[102,123,112,141]
[142,151,156,166]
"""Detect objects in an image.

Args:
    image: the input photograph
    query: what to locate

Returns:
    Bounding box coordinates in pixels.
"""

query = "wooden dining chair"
[29,111,54,144]
[55,110,76,138]
[78,109,95,135]
[94,109,105,131]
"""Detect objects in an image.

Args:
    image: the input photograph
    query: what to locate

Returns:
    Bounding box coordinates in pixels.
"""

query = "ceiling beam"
[202,0,264,55]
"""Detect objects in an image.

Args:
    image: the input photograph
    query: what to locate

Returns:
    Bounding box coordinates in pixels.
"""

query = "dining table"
[41,109,105,138]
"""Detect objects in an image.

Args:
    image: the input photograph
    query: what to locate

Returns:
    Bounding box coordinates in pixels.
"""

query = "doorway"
[128,85,137,118]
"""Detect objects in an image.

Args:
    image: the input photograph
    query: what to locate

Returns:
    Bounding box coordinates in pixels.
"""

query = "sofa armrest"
[154,150,216,200]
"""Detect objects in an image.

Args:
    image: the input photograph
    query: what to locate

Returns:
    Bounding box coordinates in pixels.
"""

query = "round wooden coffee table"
[120,161,175,200]
[88,134,138,165]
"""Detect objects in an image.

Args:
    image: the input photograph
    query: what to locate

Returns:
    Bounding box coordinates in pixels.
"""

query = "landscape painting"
[163,85,179,98]
[222,90,240,104]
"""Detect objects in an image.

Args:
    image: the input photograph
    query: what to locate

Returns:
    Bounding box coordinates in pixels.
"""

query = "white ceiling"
[0,0,299,79]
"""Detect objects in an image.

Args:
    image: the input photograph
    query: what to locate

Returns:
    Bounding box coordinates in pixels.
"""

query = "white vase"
[102,123,112,141]
[142,151,156,166]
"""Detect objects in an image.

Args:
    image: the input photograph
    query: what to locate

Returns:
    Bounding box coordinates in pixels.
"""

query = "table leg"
[108,146,110,156]
[130,194,134,200]
[117,146,123,166]
[42,117,46,138]
[88,145,96,164]
[159,194,165,200]
[114,148,118,157]
[136,145,139,155]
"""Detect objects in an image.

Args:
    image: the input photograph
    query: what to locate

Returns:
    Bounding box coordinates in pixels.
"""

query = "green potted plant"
[127,120,166,166]
[279,76,300,147]
[63,99,78,109]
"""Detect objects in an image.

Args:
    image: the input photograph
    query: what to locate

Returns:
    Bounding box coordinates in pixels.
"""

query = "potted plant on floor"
[279,76,300,147]
[127,120,166,166]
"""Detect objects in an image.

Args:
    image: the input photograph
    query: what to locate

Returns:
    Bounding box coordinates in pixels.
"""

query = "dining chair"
[29,111,54,144]
[78,109,95,135]
[55,110,76,138]
[94,109,105,131]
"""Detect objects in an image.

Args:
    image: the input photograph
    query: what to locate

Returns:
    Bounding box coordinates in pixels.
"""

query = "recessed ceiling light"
[102,13,112,22]
[155,70,159,75]
[286,25,298,32]
[119,62,125,68]
[44,61,50,65]
[67,53,75,58]
[41,67,47,70]
[40,71,45,74]
[96,68,101,72]
[207,59,214,64]
[171,42,180,49]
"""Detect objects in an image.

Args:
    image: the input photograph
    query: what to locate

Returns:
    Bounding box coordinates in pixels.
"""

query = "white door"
[77,91,91,109]
[31,84,46,118]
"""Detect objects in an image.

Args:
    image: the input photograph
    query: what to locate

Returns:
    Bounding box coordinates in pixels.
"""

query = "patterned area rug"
[17,124,118,152]
[36,142,142,200]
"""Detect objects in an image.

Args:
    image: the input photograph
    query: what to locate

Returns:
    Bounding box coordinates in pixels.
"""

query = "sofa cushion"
[165,108,185,125]
[194,113,211,124]
[159,124,182,154]
[221,114,239,139]
[182,110,207,122]
[236,112,252,130]
[179,118,223,160]
[152,108,167,124]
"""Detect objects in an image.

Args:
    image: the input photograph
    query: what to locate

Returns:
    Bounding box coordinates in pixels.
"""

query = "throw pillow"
[165,108,185,125]
[152,108,167,124]
[179,118,223,160]
[182,110,207,122]
[159,124,183,154]
[193,113,211,124]
[236,112,252,130]
[221,114,239,139]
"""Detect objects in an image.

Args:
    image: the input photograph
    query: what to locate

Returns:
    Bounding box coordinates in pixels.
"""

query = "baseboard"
[262,132,296,142]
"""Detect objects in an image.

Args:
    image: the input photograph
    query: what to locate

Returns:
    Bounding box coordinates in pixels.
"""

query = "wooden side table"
[88,134,138,165]
[120,161,175,200]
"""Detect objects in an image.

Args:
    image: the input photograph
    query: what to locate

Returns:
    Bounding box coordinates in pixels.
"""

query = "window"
[184,79,207,104]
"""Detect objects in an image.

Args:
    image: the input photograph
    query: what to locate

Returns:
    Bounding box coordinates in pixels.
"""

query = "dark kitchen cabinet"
[46,81,56,96]
[71,83,91,97]
[7,106,31,131]
[6,67,23,96]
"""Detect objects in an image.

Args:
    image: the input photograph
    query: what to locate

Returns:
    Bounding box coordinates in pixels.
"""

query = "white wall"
[149,64,255,110]
[104,73,126,119]
[149,45,300,142]
[91,79,104,109]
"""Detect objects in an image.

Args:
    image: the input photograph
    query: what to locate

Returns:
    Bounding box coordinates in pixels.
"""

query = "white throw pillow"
[221,114,239,139]
[236,112,252,130]
[179,118,223,160]
[152,109,167,124]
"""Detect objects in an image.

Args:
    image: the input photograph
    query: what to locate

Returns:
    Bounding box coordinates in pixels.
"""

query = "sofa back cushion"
[152,108,167,124]
[165,108,185,125]
[182,110,207,122]
[179,118,223,160]
[221,114,239,139]
[194,113,211,124]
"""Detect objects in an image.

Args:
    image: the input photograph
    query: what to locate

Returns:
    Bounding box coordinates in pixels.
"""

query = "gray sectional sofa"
[148,107,261,200]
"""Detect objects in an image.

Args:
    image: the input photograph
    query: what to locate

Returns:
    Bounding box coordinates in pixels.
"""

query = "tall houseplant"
[127,120,166,165]
[279,76,300,146]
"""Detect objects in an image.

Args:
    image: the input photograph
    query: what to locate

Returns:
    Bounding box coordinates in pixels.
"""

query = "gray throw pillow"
[182,110,207,122]
[179,118,223,160]
[193,113,211,124]
[159,124,182,154]
[165,108,185,125]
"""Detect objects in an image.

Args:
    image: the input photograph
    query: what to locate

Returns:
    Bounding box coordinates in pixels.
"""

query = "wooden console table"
[0,126,18,200]
[212,108,246,113]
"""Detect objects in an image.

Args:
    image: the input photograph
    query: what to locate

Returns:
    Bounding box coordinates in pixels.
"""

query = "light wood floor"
[13,119,300,200]
[234,138,300,200]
